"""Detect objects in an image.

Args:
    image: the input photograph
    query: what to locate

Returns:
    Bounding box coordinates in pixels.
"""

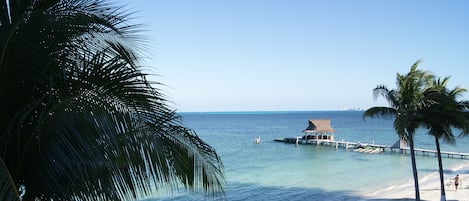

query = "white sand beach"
[365,162,469,201]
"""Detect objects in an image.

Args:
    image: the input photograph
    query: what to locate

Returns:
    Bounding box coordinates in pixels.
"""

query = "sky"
[122,0,469,112]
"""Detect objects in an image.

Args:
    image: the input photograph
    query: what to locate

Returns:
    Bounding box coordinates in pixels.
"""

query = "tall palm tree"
[363,61,433,201]
[417,77,469,201]
[0,0,225,200]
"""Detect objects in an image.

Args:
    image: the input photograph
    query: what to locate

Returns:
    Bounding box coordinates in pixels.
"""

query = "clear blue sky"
[124,0,469,112]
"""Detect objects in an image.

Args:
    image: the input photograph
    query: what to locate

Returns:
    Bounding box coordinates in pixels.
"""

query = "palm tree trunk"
[408,135,421,201]
[435,137,446,201]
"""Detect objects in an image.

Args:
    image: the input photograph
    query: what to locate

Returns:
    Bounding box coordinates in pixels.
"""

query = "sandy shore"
[363,161,469,201]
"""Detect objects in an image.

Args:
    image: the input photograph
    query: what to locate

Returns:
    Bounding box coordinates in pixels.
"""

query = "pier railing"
[298,139,469,159]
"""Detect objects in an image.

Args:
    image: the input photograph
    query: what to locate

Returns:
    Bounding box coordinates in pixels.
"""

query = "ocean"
[146,111,469,201]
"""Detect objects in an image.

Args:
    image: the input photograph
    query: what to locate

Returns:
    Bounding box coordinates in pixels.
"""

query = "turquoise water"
[147,111,469,200]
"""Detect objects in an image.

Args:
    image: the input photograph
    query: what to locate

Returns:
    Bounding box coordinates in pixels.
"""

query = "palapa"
[303,119,335,133]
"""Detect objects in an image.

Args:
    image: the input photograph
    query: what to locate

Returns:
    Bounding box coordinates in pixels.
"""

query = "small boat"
[254,136,261,144]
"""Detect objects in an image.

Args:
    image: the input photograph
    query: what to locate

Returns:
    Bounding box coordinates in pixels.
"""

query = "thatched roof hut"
[303,119,335,133]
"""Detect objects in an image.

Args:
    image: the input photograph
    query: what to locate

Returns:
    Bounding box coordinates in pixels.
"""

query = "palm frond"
[0,159,20,201]
[363,106,396,120]
[372,85,400,108]
[393,117,411,141]
[372,85,389,101]
[1,0,225,200]
[31,89,225,199]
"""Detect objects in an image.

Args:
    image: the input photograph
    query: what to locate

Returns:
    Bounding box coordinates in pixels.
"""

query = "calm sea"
[146,111,469,201]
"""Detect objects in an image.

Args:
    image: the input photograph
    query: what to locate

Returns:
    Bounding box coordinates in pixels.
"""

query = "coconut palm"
[363,61,434,201]
[417,77,469,201]
[0,0,225,200]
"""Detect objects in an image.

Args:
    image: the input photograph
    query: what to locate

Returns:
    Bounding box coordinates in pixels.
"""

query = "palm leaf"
[0,159,20,201]
[363,106,396,119]
[1,0,225,200]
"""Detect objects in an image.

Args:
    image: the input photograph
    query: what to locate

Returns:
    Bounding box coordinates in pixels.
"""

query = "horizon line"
[176,108,368,113]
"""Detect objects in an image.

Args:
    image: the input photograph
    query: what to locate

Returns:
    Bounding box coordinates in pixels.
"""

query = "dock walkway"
[287,139,469,160]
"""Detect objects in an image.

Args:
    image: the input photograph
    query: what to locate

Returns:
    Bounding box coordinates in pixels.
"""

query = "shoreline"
[363,161,469,200]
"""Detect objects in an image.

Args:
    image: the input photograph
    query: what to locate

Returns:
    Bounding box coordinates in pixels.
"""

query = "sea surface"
[146,111,469,201]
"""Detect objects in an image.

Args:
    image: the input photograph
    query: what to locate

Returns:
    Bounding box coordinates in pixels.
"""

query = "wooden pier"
[276,138,469,160]
[274,119,469,159]
[399,147,469,159]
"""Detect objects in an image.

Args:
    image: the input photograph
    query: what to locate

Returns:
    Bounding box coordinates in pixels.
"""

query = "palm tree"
[0,0,225,200]
[363,60,434,201]
[417,77,469,201]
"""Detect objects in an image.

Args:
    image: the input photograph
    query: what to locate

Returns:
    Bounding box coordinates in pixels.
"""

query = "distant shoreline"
[178,110,367,114]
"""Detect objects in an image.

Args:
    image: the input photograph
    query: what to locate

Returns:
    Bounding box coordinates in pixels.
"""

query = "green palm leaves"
[364,61,469,201]
[0,159,20,201]
[0,0,225,200]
